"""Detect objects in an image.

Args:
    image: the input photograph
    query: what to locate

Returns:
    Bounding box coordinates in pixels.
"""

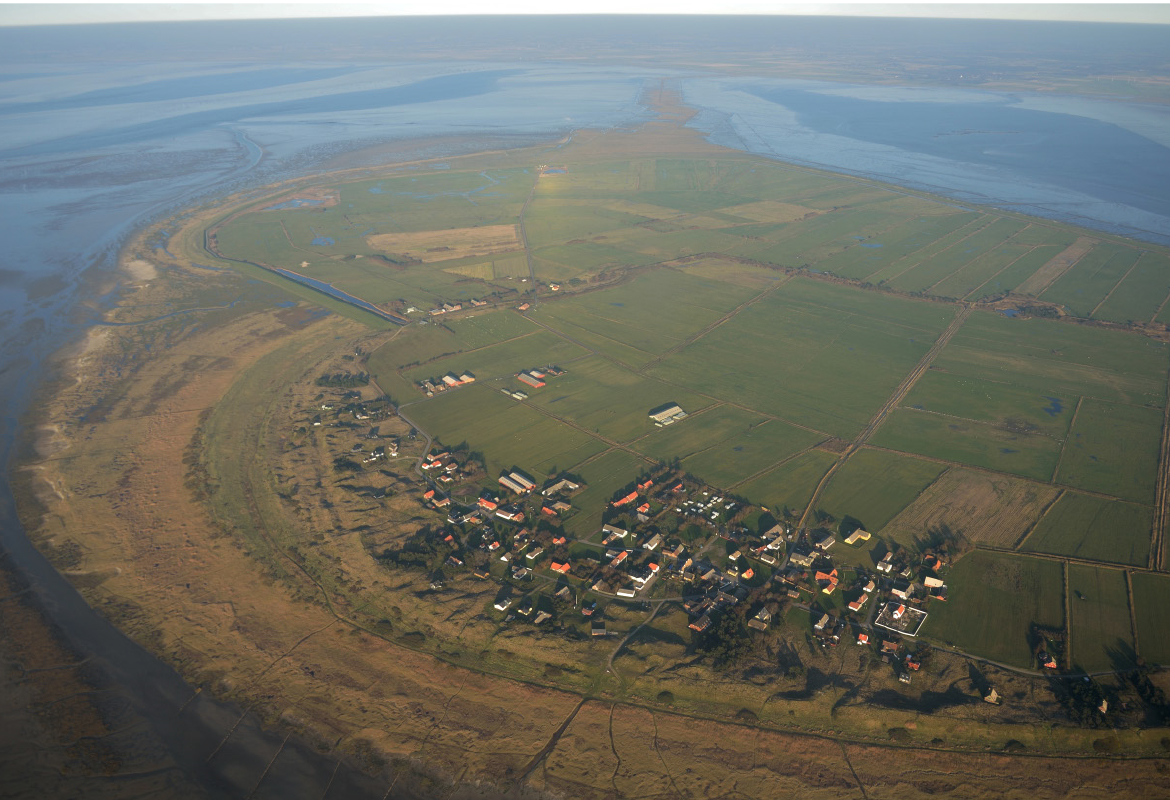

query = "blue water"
[686,76,1170,244]
[310,236,335,246]
[1042,396,1065,417]
[1000,308,1019,318]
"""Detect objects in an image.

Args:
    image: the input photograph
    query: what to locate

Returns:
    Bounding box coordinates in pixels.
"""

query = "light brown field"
[1013,236,1097,296]
[366,224,521,263]
[883,467,1060,548]
[676,258,786,288]
[725,199,825,224]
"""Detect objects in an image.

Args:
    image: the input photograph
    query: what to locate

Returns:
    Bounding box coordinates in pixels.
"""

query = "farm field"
[929,311,1168,408]
[401,329,587,387]
[815,448,946,534]
[1092,251,1170,324]
[402,384,607,481]
[1039,243,1141,318]
[922,551,1065,668]
[869,408,1062,481]
[883,467,1059,550]
[649,277,955,438]
[733,449,839,521]
[1066,565,1136,672]
[901,367,1076,440]
[524,356,713,443]
[1020,492,1152,567]
[1130,572,1170,666]
[631,404,824,488]
[1054,399,1162,504]
[527,268,757,368]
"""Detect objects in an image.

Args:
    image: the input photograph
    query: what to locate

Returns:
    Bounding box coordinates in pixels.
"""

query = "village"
[385,410,986,691]
[303,384,984,688]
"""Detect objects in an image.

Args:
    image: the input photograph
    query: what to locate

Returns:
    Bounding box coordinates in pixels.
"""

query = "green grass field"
[1054,399,1162,503]
[525,356,713,443]
[733,449,839,519]
[1039,243,1140,318]
[887,217,1029,294]
[402,330,587,387]
[922,551,1064,667]
[964,244,1073,301]
[1067,565,1136,672]
[900,369,1076,440]
[870,408,1062,481]
[529,268,757,368]
[650,277,955,438]
[1020,492,1151,567]
[1091,251,1170,324]
[815,448,945,533]
[932,311,1168,408]
[402,384,607,481]
[631,404,824,488]
[1130,572,1170,665]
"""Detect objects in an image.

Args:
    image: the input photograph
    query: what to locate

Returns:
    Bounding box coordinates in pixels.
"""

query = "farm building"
[648,403,687,426]
[844,529,871,545]
[508,471,536,492]
[517,371,545,388]
[542,478,580,496]
[498,474,527,494]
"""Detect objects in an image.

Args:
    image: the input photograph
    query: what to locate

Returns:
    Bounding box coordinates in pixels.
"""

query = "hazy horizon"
[2,3,1169,27]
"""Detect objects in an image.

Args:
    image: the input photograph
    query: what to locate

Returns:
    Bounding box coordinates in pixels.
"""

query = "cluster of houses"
[427,298,490,317]
[419,449,480,491]
[311,392,394,428]
[417,370,476,396]
[400,436,969,688]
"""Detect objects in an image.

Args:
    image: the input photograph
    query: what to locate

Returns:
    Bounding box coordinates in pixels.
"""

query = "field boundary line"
[1063,560,1072,670]
[518,168,540,306]
[972,543,1155,574]
[1050,396,1084,483]
[1151,365,1170,570]
[1088,250,1144,319]
[1125,570,1141,659]
[1014,488,1065,551]
[797,305,971,529]
[921,222,1030,296]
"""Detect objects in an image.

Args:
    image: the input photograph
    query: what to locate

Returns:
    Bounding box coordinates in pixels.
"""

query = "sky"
[2,2,1169,26]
